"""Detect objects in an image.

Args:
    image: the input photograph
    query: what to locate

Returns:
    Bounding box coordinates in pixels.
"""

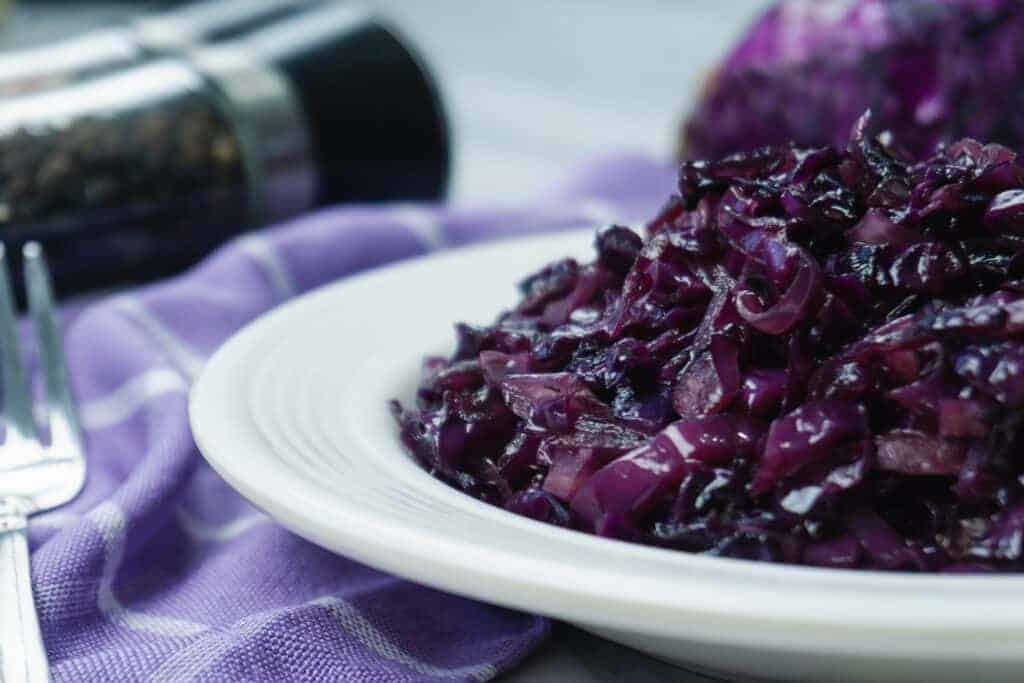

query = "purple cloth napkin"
[24,156,674,682]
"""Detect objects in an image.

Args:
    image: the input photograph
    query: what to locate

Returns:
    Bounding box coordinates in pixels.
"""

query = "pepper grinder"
[0,3,450,297]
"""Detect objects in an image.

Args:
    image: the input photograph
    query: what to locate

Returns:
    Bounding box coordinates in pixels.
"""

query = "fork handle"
[0,509,50,683]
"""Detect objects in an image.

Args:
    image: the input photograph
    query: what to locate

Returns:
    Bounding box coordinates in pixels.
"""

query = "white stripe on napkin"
[313,596,498,681]
[175,506,270,543]
[389,204,446,251]
[114,297,205,379]
[149,595,497,682]
[238,235,297,302]
[79,368,188,430]
[90,502,208,638]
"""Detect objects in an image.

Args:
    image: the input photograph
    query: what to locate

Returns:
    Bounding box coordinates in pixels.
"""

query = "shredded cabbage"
[394,113,1024,571]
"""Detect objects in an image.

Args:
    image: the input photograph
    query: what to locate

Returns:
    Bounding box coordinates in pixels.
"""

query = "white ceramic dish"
[191,229,1024,682]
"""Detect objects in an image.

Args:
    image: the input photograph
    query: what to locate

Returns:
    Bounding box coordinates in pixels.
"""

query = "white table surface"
[372,0,771,204]
[0,3,770,680]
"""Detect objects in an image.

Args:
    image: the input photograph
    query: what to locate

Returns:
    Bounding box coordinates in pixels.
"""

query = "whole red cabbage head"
[683,0,1024,160]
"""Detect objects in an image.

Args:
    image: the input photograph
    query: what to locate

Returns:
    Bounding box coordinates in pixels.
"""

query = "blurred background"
[0,0,770,204]
[369,0,771,202]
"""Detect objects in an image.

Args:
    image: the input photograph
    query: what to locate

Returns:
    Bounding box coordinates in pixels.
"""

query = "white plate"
[191,229,1024,682]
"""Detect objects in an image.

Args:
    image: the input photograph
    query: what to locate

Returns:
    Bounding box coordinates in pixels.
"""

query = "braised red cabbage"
[394,113,1024,571]
[682,0,1024,161]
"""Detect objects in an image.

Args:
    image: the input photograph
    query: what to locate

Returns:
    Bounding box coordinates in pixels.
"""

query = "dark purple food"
[682,0,1024,161]
[394,113,1024,571]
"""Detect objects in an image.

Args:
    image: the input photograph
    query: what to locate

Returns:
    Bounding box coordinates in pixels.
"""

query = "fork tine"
[0,242,36,442]
[23,242,82,452]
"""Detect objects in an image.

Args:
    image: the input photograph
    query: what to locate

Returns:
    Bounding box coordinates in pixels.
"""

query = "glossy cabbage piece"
[682,0,1024,160]
[395,114,1024,571]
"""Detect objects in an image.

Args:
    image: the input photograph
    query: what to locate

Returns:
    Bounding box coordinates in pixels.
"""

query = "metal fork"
[0,242,85,683]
